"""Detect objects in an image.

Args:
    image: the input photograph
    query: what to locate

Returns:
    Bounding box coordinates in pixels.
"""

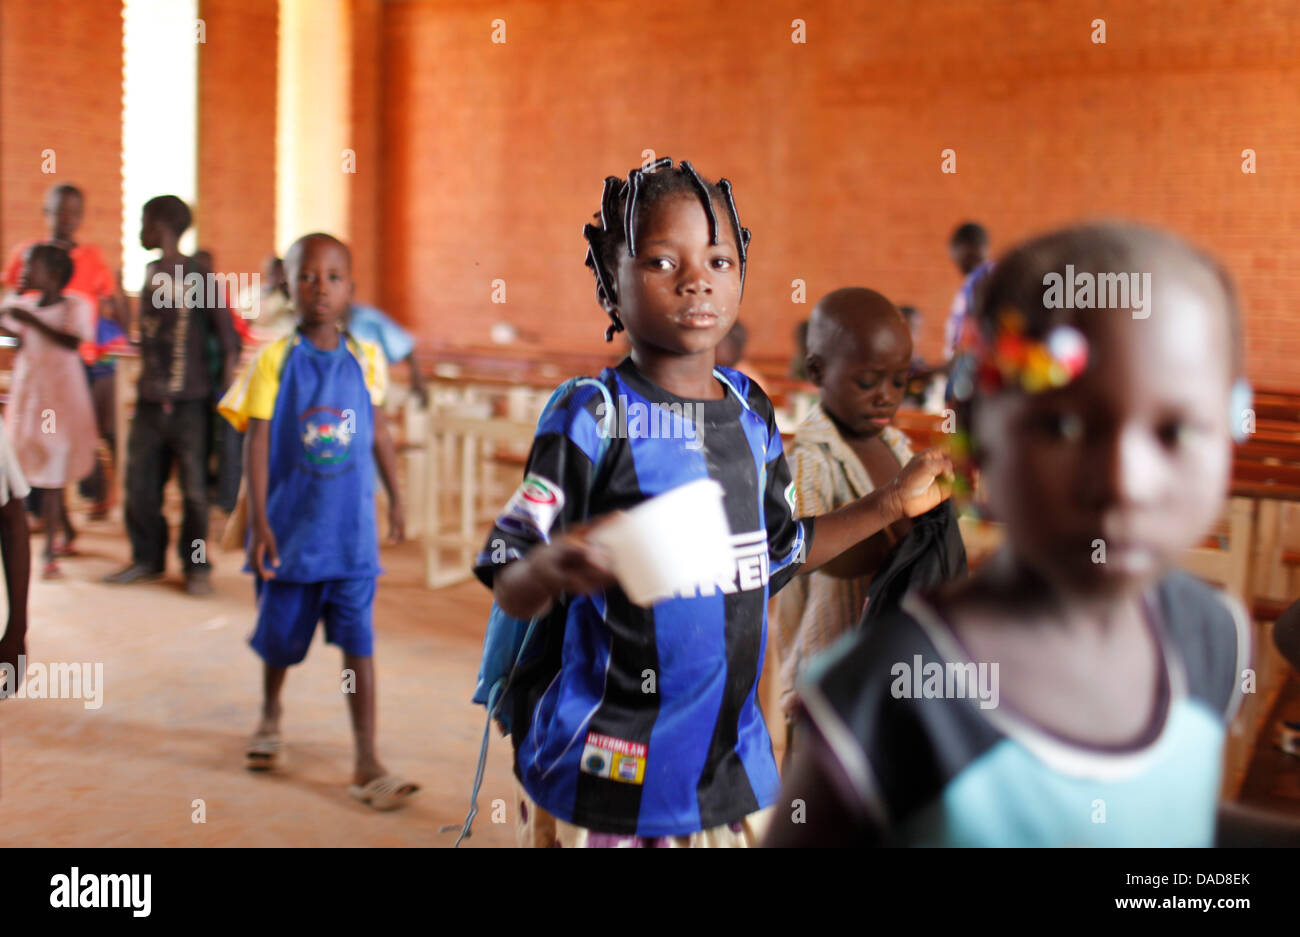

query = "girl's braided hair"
[582,157,751,341]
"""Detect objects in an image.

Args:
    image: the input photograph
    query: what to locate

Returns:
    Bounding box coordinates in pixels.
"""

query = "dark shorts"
[250,577,376,666]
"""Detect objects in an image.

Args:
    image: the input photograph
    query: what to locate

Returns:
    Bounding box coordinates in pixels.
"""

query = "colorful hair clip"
[953,308,1089,401]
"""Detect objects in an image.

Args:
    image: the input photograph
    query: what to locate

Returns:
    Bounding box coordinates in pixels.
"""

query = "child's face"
[18,252,53,293]
[974,266,1234,600]
[139,210,162,251]
[44,192,82,242]
[613,193,741,360]
[263,256,285,290]
[288,238,353,329]
[950,242,985,276]
[814,321,913,438]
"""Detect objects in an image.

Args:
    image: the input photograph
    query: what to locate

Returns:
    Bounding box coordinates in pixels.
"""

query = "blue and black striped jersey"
[475,359,812,836]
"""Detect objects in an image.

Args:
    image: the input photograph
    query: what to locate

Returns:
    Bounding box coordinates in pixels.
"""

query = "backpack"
[858,501,967,631]
[446,376,614,844]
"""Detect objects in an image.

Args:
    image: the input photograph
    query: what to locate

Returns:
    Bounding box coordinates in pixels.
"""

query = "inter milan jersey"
[474,359,812,837]
[801,571,1250,847]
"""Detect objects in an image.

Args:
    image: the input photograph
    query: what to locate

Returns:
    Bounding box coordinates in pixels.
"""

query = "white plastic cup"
[590,479,733,606]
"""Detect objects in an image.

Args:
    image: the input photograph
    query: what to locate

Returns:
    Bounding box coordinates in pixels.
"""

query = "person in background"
[103,196,237,595]
[345,301,428,408]
[219,232,415,808]
[944,222,994,358]
[715,319,759,381]
[3,183,128,522]
[768,223,1300,847]
[0,244,97,579]
[242,255,296,344]
[772,288,916,769]
[195,248,250,512]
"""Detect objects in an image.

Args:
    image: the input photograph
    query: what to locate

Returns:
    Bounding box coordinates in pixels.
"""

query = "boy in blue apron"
[218,232,417,810]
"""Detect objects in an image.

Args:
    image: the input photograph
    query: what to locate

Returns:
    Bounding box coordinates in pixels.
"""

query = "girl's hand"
[249,523,280,580]
[889,448,955,518]
[387,501,406,544]
[532,526,618,599]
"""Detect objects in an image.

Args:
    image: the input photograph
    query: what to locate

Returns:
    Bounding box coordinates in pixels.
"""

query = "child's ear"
[805,353,825,386]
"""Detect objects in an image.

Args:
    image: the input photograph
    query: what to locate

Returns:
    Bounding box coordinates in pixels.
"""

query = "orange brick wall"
[197,0,278,283]
[0,0,124,274]
[347,0,383,304]
[378,0,1300,390]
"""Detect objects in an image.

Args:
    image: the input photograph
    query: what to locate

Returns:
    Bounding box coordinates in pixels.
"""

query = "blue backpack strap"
[445,372,614,845]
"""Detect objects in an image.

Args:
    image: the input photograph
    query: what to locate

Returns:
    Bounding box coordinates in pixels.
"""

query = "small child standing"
[3,184,128,521]
[218,232,417,810]
[767,223,1300,847]
[772,288,915,760]
[0,244,97,579]
[476,159,951,847]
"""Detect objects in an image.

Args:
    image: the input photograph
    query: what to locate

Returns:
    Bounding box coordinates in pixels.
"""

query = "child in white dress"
[1,244,97,579]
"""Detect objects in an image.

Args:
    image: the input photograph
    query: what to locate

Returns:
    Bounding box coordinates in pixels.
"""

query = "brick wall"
[378,0,1300,390]
[347,0,383,304]
[0,0,124,274]
[197,0,278,283]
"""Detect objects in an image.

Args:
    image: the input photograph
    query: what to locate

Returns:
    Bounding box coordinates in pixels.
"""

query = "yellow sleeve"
[218,338,289,432]
[356,338,389,407]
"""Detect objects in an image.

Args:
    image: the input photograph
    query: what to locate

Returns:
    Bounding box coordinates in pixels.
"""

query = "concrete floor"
[0,514,515,847]
[2,509,1296,847]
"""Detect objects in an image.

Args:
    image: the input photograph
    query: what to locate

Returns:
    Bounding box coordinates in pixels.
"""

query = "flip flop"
[245,733,286,771]
[348,774,420,811]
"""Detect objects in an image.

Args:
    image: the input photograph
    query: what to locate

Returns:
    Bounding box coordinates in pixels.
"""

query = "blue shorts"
[250,577,376,667]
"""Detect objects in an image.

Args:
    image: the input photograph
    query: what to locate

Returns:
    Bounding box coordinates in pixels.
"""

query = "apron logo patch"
[580,731,646,785]
[498,473,565,539]
[300,406,355,465]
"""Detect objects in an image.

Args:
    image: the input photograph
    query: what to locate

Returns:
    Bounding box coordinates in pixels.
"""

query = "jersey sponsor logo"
[498,473,565,539]
[299,406,355,464]
[674,530,770,598]
[580,731,647,785]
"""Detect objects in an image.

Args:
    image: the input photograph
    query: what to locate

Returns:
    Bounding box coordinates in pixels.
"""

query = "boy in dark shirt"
[104,196,237,594]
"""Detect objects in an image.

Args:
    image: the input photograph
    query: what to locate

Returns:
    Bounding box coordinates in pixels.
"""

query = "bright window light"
[121,0,198,292]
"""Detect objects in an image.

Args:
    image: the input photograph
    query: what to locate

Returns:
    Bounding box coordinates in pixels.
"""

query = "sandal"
[348,774,420,811]
[41,560,62,580]
[245,732,286,771]
[53,539,78,558]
